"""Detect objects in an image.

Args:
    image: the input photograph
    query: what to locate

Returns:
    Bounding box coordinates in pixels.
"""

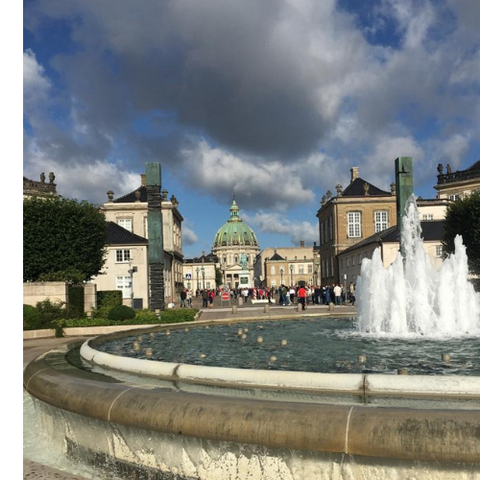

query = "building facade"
[212,200,260,289]
[23,172,58,198]
[182,253,219,293]
[101,173,184,305]
[253,244,317,287]
[316,167,397,285]
[337,220,445,288]
[434,160,480,201]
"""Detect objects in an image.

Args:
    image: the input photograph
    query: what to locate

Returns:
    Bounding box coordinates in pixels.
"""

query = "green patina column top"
[394,157,414,256]
[146,162,161,186]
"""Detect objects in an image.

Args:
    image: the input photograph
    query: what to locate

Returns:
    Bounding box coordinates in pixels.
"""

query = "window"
[347,212,362,238]
[308,264,313,274]
[206,282,211,289]
[374,211,388,233]
[116,249,131,263]
[422,214,434,221]
[330,257,334,277]
[448,194,460,201]
[116,275,131,299]
[299,265,304,274]
[234,254,238,263]
[118,218,132,232]
[351,255,355,266]
[436,245,443,257]
[328,216,333,241]
[346,257,349,267]
[223,255,227,264]
[271,266,276,275]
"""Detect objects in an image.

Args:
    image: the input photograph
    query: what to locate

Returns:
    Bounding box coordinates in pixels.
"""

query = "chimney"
[300,240,305,247]
[141,173,146,186]
[350,167,359,183]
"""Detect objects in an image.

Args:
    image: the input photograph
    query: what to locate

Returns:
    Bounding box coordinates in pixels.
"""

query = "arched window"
[234,254,238,263]
[223,255,227,264]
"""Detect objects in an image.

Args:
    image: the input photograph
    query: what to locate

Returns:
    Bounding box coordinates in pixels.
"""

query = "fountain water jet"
[356,195,480,337]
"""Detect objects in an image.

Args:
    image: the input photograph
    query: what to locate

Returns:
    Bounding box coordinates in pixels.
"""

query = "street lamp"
[289,264,294,286]
[201,266,205,289]
[280,267,284,285]
[196,267,200,292]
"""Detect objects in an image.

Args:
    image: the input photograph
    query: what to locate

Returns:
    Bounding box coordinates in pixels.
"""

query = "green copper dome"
[213,200,259,248]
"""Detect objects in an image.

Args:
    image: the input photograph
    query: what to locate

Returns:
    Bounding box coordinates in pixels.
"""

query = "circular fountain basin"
[24,315,480,480]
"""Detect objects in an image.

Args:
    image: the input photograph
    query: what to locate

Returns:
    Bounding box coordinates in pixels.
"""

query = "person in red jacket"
[297,285,307,310]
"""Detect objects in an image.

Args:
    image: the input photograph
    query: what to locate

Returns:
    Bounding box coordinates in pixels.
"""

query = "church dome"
[213,200,259,248]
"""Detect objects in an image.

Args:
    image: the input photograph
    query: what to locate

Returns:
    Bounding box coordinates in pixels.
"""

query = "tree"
[443,191,480,277]
[24,196,108,282]
[215,267,223,287]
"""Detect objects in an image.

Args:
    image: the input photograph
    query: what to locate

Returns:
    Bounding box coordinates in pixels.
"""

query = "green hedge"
[68,285,85,318]
[158,308,198,324]
[26,308,198,330]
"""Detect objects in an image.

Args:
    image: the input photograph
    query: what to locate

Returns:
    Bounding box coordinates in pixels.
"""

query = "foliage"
[94,290,123,318]
[443,191,480,275]
[23,196,108,282]
[35,299,67,326]
[215,267,223,287]
[67,285,85,318]
[107,304,136,321]
[133,308,159,323]
[23,304,43,330]
[159,308,198,324]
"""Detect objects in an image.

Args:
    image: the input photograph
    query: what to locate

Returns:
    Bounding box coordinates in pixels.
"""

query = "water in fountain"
[356,194,480,337]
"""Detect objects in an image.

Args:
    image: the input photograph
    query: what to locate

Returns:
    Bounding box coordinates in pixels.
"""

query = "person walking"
[289,286,296,305]
[180,288,187,308]
[187,289,193,308]
[297,285,307,310]
[201,289,209,308]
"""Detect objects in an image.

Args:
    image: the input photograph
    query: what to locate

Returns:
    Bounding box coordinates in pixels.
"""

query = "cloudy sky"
[23,0,480,257]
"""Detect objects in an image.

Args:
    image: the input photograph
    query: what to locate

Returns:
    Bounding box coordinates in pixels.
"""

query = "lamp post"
[280,267,284,285]
[201,266,205,289]
[196,266,200,292]
[289,264,294,286]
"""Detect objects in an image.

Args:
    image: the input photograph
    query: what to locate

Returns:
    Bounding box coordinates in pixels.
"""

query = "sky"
[22,0,480,258]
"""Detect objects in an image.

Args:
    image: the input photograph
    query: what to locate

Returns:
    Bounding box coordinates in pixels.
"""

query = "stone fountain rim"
[80,315,480,399]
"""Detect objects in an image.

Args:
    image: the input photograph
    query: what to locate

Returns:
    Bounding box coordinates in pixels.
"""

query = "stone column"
[146,163,165,311]
[394,157,414,257]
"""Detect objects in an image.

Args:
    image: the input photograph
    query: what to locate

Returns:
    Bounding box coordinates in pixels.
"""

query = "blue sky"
[22,0,480,258]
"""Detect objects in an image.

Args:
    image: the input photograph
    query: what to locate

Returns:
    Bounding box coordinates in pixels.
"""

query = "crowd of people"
[178,283,356,309]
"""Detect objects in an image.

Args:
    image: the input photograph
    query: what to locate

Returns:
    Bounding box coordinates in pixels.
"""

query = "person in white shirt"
[333,284,342,305]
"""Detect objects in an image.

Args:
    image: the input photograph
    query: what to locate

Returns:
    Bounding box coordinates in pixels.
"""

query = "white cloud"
[182,224,198,246]
[243,211,318,246]
[23,49,51,112]
[181,139,315,210]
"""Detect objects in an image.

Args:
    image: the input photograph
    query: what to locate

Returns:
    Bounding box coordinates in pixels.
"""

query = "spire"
[229,199,241,222]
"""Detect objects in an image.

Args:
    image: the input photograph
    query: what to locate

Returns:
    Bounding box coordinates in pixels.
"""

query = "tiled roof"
[341,220,445,253]
[341,177,391,197]
[269,252,285,261]
[106,222,148,245]
[184,253,219,263]
[113,186,148,203]
[466,160,480,172]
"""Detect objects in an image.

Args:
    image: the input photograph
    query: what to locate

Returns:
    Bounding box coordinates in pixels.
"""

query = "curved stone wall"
[24,338,480,479]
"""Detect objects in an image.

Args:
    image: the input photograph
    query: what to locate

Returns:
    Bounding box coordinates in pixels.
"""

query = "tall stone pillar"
[394,157,414,257]
[146,163,165,311]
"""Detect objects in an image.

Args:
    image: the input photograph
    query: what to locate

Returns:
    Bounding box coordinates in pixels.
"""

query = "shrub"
[23,304,43,330]
[108,304,136,321]
[133,309,159,323]
[94,290,123,319]
[159,308,198,324]
[35,299,66,327]
[67,285,85,318]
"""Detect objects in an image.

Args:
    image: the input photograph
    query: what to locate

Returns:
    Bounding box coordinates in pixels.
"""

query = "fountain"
[356,195,480,336]
[24,162,480,479]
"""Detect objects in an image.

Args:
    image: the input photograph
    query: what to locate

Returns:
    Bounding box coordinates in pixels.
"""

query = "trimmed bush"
[134,309,159,323]
[159,308,198,324]
[94,290,123,319]
[108,304,136,321]
[23,304,43,330]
